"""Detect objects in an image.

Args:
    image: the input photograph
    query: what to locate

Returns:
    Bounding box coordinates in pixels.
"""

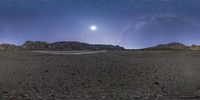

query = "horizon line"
[0,41,200,50]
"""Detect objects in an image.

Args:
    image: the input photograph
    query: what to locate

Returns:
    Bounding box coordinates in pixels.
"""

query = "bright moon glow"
[90,25,97,31]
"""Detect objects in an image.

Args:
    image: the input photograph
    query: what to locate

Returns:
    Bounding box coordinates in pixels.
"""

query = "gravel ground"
[0,50,199,100]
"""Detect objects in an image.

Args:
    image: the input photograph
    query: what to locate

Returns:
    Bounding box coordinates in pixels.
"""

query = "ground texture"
[0,50,200,100]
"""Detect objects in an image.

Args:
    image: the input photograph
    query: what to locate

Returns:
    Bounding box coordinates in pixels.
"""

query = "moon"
[90,25,97,31]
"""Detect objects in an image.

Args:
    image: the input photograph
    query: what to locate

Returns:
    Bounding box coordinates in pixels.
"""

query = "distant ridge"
[0,41,125,50]
[0,43,23,50]
[1,41,200,51]
[21,41,125,50]
[144,42,189,50]
[144,42,200,50]
[190,44,200,50]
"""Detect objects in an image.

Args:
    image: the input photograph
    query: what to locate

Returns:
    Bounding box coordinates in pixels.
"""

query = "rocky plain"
[0,41,200,99]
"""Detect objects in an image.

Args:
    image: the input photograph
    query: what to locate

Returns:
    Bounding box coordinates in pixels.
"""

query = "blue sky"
[0,0,200,48]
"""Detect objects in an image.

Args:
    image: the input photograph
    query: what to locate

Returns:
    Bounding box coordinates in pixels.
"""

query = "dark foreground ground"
[0,50,200,100]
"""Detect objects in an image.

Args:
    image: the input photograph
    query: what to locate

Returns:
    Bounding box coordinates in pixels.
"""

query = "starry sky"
[0,0,200,48]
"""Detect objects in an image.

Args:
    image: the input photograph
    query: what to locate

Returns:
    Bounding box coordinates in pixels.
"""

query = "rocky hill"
[0,44,23,51]
[189,44,200,50]
[144,42,200,51]
[22,41,125,50]
[2,41,200,51]
[144,42,190,50]
[22,41,49,50]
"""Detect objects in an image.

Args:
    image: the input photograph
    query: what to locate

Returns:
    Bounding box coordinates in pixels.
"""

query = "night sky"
[0,0,200,48]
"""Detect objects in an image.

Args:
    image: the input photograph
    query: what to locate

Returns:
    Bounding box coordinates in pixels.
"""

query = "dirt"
[0,50,199,100]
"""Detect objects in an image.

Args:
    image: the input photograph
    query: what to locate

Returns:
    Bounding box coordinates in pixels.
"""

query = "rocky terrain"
[190,44,200,50]
[22,41,125,50]
[0,42,200,99]
[0,50,199,99]
[144,42,200,51]
[144,43,189,50]
[0,41,124,51]
[2,41,200,51]
[0,44,23,51]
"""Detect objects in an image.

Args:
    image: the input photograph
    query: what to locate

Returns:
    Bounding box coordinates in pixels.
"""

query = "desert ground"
[0,50,200,100]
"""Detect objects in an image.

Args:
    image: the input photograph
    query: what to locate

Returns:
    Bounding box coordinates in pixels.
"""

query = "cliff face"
[22,41,125,50]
